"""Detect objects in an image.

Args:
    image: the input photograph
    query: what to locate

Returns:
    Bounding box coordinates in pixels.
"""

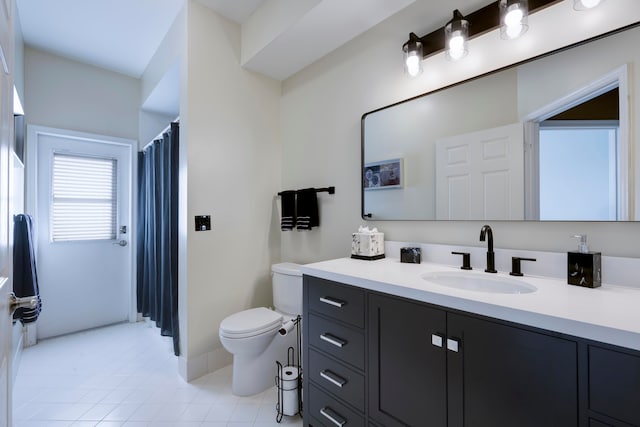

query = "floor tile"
[14,322,302,427]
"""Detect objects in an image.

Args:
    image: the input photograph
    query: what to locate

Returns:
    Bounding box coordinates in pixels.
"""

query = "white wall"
[139,110,175,148]
[24,48,140,141]
[281,0,640,262]
[180,0,282,379]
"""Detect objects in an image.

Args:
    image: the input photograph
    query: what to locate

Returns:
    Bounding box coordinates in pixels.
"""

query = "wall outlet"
[195,215,211,231]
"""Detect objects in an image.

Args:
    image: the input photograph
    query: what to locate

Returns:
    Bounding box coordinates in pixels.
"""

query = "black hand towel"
[13,214,42,323]
[296,188,319,230]
[280,190,296,231]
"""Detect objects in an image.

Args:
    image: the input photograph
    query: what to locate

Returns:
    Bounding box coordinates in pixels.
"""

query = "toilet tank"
[272,263,303,316]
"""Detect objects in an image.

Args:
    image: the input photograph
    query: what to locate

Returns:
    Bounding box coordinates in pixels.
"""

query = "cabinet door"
[588,345,640,426]
[369,294,447,427]
[447,313,578,427]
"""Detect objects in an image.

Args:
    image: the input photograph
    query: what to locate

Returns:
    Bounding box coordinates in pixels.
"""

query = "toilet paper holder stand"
[275,315,302,422]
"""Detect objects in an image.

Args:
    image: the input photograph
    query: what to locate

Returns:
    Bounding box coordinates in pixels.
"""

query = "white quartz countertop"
[301,257,640,351]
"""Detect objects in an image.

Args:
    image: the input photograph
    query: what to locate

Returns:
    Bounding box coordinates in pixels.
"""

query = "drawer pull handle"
[447,338,460,353]
[320,369,347,388]
[320,333,347,348]
[431,334,444,348]
[320,406,346,427]
[319,296,346,308]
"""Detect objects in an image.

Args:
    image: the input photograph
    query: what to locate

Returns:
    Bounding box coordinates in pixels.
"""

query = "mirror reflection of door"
[533,86,624,221]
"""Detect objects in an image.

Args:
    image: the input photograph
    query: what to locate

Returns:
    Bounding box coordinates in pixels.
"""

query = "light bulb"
[444,10,468,61]
[403,36,423,78]
[500,0,528,40]
[448,32,465,60]
[504,7,523,28]
[405,54,421,77]
[505,23,524,39]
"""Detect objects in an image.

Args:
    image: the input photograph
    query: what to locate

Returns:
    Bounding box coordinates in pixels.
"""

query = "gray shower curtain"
[137,122,180,355]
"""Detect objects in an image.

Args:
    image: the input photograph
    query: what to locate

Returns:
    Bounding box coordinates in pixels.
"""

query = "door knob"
[9,292,37,314]
[112,239,128,247]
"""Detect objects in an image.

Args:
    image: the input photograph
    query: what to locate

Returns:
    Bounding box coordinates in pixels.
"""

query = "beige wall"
[281,0,640,262]
[24,48,140,141]
[181,0,282,377]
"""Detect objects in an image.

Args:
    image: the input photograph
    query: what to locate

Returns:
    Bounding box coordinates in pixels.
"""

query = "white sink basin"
[421,271,537,294]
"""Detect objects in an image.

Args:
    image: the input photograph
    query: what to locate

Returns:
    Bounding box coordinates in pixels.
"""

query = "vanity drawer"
[308,349,365,412]
[308,313,365,370]
[308,383,365,427]
[307,276,365,328]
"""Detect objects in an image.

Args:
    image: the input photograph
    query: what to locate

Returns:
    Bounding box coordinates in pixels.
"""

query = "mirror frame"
[361,22,640,222]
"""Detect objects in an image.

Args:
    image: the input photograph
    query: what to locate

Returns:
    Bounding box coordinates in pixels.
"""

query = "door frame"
[25,125,138,325]
[522,65,629,220]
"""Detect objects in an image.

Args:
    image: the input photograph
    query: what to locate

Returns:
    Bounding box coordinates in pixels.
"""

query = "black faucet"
[479,225,497,273]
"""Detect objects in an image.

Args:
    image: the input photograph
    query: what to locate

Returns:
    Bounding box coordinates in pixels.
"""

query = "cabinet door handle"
[320,406,346,427]
[431,334,444,348]
[447,338,460,352]
[320,369,347,388]
[319,296,346,308]
[320,333,347,348]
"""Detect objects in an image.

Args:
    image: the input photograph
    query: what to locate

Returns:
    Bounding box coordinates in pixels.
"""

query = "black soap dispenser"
[567,234,601,288]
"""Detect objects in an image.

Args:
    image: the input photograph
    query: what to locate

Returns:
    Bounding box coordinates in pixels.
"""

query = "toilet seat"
[220,307,283,339]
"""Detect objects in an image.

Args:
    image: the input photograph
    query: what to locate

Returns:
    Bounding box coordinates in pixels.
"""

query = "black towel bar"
[278,186,335,196]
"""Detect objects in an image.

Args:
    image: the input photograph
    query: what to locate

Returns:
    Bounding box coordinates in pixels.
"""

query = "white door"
[0,0,14,423]
[435,123,524,220]
[28,126,134,339]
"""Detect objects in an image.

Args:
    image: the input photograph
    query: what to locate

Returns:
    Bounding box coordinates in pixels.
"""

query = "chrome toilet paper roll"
[280,366,299,416]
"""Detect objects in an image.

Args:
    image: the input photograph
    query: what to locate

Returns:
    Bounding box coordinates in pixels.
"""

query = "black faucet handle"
[452,252,472,270]
[510,257,536,276]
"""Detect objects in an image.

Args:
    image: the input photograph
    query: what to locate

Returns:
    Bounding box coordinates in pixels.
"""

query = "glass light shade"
[403,39,423,77]
[445,11,469,61]
[573,0,603,10]
[500,0,529,40]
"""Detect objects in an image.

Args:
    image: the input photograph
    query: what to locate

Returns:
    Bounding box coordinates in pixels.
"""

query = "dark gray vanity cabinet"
[369,293,578,427]
[303,274,640,427]
[304,276,366,427]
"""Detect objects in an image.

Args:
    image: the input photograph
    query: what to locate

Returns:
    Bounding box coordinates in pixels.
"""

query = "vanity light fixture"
[573,0,603,10]
[500,0,529,39]
[402,0,561,75]
[403,32,423,77]
[445,9,469,61]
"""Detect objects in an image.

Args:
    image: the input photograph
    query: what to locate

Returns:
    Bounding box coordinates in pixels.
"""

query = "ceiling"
[16,0,186,78]
[16,0,415,79]
[16,0,417,114]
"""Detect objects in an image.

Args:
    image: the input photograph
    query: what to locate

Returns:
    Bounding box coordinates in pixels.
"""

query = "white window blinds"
[51,153,117,241]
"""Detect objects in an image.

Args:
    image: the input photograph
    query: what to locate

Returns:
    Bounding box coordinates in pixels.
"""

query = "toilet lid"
[219,307,283,337]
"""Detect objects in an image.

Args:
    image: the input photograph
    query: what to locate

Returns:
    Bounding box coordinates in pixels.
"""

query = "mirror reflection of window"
[539,124,618,221]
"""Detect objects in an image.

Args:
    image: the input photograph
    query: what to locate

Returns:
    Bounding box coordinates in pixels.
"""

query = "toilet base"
[231,331,297,396]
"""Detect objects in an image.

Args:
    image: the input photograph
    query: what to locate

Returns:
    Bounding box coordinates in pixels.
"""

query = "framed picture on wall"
[363,158,403,190]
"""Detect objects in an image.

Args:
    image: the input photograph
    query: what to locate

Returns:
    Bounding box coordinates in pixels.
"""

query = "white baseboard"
[179,347,232,382]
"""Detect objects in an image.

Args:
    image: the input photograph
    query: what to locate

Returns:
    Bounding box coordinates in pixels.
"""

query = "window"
[51,153,117,241]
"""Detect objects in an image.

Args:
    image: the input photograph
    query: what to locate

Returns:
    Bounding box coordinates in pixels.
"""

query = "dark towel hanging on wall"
[280,190,296,231]
[13,214,42,323]
[296,188,319,230]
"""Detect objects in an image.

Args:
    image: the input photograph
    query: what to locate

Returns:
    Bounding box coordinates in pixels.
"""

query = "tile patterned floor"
[13,322,303,427]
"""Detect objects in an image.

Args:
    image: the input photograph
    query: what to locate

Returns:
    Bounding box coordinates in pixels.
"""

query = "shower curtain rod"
[142,117,180,151]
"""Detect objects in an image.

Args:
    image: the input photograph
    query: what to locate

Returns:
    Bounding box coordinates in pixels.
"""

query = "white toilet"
[219,262,303,396]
